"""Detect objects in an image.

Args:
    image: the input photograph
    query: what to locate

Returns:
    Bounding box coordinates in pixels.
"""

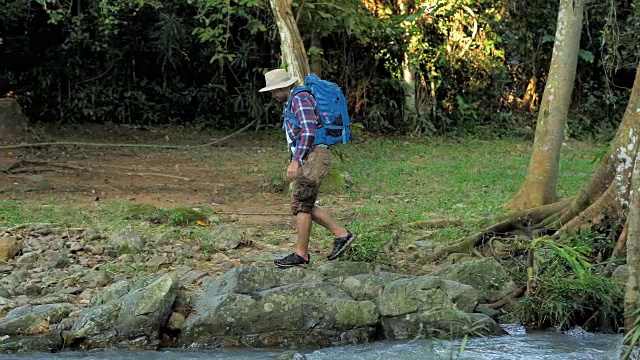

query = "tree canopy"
[0,0,637,139]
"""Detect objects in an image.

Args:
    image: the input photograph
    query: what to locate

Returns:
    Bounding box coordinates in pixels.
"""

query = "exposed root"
[404,218,483,229]
[485,286,526,310]
[604,218,629,275]
[1,160,87,174]
[429,200,568,261]
[558,181,619,231]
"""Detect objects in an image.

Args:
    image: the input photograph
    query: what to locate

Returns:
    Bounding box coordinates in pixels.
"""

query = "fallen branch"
[0,119,256,150]
[125,172,192,181]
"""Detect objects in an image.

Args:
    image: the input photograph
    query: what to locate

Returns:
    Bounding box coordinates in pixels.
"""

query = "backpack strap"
[283,86,313,129]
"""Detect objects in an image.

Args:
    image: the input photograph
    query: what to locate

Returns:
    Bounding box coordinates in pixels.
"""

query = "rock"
[0,296,15,313]
[31,227,52,236]
[376,276,478,316]
[381,307,506,340]
[0,264,14,274]
[64,287,83,295]
[147,254,169,268]
[0,237,21,261]
[91,274,160,306]
[340,272,408,301]
[209,253,230,263]
[433,258,517,303]
[372,274,507,340]
[315,262,376,279]
[64,274,178,349]
[110,227,145,255]
[612,265,628,285]
[0,303,73,336]
[24,282,43,296]
[165,312,185,331]
[179,264,380,348]
[203,225,245,251]
[276,352,308,360]
[88,245,105,255]
[16,252,39,268]
[48,251,70,269]
[0,330,64,353]
[29,293,71,306]
[80,270,112,288]
[69,242,83,253]
[0,287,10,298]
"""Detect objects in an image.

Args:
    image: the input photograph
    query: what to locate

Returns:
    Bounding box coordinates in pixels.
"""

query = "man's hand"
[287,161,300,181]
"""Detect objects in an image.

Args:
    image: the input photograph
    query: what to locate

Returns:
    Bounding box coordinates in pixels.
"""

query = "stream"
[0,326,624,360]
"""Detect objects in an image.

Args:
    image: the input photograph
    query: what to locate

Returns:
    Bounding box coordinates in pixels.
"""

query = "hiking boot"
[274,253,310,268]
[327,231,356,261]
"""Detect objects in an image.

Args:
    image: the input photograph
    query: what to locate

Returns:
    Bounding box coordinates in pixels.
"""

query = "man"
[259,68,356,268]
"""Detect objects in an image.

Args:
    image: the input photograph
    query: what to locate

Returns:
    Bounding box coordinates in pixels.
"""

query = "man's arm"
[290,92,317,165]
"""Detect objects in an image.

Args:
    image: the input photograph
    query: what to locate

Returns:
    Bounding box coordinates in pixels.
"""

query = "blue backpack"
[283,74,352,147]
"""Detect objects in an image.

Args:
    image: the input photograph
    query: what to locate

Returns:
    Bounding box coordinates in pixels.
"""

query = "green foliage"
[622,307,640,360]
[512,236,623,330]
[0,0,637,137]
[514,270,623,329]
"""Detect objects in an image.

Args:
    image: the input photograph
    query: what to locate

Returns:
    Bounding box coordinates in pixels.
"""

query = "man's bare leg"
[295,212,313,260]
[311,206,348,238]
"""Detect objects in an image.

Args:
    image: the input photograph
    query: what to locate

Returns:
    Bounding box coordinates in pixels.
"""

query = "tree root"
[1,160,87,174]
[603,218,629,276]
[429,200,569,261]
[485,286,526,310]
[0,119,256,150]
[404,218,484,230]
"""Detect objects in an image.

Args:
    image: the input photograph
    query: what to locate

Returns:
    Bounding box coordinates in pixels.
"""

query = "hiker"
[259,68,356,268]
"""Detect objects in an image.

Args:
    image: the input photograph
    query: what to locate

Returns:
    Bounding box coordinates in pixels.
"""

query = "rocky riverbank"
[0,224,518,354]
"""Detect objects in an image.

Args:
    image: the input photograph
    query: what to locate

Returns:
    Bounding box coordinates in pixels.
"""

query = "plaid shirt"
[285,90,318,164]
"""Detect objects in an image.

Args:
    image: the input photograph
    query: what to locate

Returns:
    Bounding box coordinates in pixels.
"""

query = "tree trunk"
[430,62,640,264]
[623,65,640,350]
[505,0,584,210]
[624,143,640,337]
[0,98,28,145]
[398,0,418,123]
[310,34,323,77]
[268,0,310,84]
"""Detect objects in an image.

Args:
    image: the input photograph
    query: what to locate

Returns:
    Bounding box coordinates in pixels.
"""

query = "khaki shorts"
[291,147,331,215]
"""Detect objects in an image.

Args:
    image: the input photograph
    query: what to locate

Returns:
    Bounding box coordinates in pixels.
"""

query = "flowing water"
[0,326,625,360]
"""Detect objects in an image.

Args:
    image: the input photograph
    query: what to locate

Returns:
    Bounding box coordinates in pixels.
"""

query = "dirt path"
[1,124,294,228]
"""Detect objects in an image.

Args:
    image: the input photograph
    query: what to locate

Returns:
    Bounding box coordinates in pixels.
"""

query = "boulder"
[340,272,409,301]
[64,274,178,349]
[432,258,517,303]
[110,227,145,255]
[0,303,73,336]
[0,330,63,354]
[179,263,380,348]
[376,276,478,316]
[202,225,256,251]
[0,237,21,261]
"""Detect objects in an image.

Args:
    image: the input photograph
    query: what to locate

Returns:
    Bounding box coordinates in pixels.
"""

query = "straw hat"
[259,69,298,92]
